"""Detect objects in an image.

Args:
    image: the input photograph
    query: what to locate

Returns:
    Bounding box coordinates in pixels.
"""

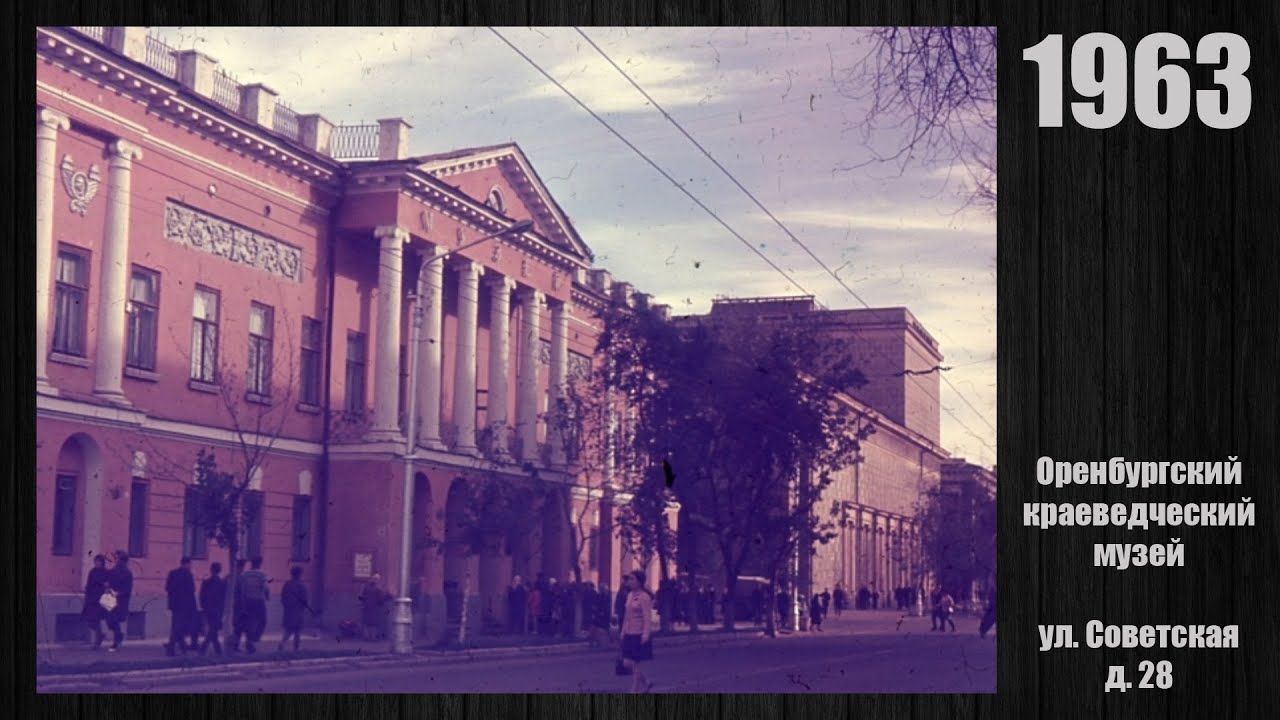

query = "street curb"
[36,629,781,692]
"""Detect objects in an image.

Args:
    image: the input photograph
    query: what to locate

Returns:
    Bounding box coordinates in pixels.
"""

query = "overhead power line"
[574,27,997,442]
[492,27,995,459]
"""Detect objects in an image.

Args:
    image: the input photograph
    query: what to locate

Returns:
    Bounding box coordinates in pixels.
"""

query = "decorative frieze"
[164,200,303,282]
[568,352,592,382]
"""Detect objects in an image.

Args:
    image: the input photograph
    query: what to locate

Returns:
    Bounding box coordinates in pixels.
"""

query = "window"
[53,247,90,356]
[125,267,160,370]
[243,490,264,560]
[182,487,207,560]
[588,527,599,571]
[247,303,274,396]
[300,317,322,406]
[345,331,367,412]
[190,287,219,383]
[52,473,76,555]
[128,479,149,557]
[291,495,313,561]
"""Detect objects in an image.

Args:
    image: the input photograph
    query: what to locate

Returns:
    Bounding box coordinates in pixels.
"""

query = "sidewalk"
[36,621,771,683]
[38,608,976,691]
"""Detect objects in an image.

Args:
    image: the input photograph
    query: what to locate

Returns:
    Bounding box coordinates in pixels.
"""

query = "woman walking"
[618,570,655,693]
[105,551,133,652]
[809,594,825,632]
[82,554,110,648]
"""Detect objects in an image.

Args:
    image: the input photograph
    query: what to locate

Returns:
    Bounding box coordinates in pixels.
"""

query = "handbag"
[615,657,632,676]
[99,590,118,612]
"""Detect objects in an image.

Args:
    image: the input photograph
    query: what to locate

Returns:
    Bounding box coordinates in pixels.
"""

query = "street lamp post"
[390,218,535,655]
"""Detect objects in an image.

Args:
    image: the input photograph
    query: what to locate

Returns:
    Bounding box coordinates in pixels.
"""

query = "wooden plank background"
[8,0,1279,717]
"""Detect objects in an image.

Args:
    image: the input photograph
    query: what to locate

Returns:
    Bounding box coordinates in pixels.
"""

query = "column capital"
[108,139,144,163]
[515,286,544,303]
[375,225,410,243]
[483,273,516,291]
[37,107,70,132]
[448,256,482,275]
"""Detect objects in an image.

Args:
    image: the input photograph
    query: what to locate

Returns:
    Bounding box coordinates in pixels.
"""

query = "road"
[100,612,995,694]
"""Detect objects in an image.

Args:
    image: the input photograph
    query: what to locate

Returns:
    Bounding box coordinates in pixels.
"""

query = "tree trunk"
[722,575,738,631]
[765,574,778,638]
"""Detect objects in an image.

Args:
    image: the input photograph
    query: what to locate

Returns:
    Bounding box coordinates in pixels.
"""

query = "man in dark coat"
[199,562,227,655]
[506,575,528,635]
[165,556,200,655]
[278,566,309,652]
[105,551,133,652]
[82,554,110,649]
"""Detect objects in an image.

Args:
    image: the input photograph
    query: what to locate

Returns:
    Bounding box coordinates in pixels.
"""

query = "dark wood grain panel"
[1231,1,1280,715]
[18,2,1280,718]
[1098,0,1172,716]
[1164,2,1241,719]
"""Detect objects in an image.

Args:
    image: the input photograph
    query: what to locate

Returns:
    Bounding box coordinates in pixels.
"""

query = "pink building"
[35,27,654,643]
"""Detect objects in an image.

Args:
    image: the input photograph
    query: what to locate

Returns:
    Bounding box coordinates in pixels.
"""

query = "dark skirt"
[620,634,653,662]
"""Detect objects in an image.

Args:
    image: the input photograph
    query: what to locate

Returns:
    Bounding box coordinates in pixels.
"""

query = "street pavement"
[40,610,995,694]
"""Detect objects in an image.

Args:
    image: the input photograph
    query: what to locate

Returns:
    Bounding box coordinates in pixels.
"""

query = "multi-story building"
[35,26,658,643]
[675,297,995,612]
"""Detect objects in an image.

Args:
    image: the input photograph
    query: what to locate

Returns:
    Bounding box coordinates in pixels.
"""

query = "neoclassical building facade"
[35,26,659,643]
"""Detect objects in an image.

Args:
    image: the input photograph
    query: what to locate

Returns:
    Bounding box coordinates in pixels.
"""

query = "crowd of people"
[81,552,312,656]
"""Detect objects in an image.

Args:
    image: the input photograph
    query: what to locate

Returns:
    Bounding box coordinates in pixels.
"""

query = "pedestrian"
[164,556,200,655]
[819,588,831,615]
[809,594,825,632]
[938,591,957,632]
[930,588,943,630]
[279,566,309,652]
[82,554,110,649]
[360,573,387,641]
[613,582,628,629]
[833,584,848,617]
[199,562,227,656]
[618,570,655,693]
[527,581,542,635]
[507,575,528,635]
[230,558,251,651]
[238,556,270,653]
[105,550,133,652]
[979,589,997,638]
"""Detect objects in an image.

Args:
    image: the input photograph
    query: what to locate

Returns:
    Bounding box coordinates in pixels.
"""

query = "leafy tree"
[918,480,997,605]
[598,303,873,632]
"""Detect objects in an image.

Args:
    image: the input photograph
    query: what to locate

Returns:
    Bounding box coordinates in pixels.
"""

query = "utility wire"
[574,27,997,444]
[488,27,812,298]
[494,27,994,459]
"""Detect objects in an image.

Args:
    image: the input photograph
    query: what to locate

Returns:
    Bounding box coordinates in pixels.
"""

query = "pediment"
[415,143,592,261]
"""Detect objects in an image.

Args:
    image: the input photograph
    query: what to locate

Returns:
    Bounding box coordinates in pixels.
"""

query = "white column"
[416,245,446,450]
[548,300,570,466]
[367,225,406,441]
[36,108,70,396]
[93,139,144,404]
[516,287,544,463]
[451,258,481,454]
[484,274,515,457]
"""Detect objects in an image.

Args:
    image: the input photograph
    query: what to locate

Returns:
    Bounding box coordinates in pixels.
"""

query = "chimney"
[589,269,612,295]
[633,292,652,310]
[106,27,148,63]
[298,114,335,155]
[238,83,278,128]
[377,118,413,160]
[174,49,217,98]
[611,281,634,307]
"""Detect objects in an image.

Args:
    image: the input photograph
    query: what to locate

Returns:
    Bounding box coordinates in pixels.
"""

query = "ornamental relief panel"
[164,200,303,282]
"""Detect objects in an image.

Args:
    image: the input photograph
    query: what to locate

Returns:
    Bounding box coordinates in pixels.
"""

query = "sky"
[151,26,997,467]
